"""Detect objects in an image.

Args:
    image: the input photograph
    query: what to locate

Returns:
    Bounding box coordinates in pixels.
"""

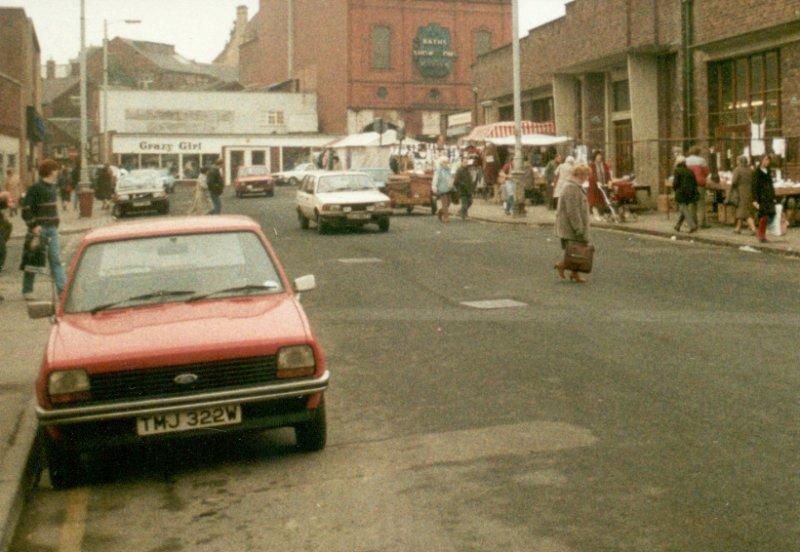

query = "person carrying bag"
[554,163,593,283]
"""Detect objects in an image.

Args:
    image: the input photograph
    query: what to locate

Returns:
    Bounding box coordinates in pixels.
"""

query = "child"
[502,177,516,215]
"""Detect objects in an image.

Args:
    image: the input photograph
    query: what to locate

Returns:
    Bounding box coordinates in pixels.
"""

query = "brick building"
[472,0,800,196]
[240,0,512,137]
[0,7,42,190]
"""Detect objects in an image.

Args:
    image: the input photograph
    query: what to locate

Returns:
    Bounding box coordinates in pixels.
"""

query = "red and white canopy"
[465,121,556,142]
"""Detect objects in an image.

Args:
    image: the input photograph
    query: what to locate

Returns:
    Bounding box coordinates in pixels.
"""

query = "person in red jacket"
[588,150,612,219]
[685,146,711,228]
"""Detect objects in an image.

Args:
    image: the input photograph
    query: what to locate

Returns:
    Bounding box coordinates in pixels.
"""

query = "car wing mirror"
[27,301,55,320]
[294,275,316,293]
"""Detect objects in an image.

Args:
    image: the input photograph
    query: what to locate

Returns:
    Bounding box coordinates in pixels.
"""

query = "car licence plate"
[133,200,151,207]
[348,212,370,220]
[136,405,242,436]
[246,185,253,191]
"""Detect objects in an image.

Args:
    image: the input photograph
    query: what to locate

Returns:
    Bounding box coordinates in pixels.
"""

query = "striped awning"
[465,121,556,142]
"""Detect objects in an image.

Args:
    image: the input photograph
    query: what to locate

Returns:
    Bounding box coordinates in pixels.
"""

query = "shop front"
[0,134,20,185]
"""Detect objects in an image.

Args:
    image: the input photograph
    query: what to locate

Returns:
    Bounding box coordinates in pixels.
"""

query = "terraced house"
[473,0,800,198]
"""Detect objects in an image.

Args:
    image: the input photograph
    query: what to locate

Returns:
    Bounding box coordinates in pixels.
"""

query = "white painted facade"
[0,134,20,186]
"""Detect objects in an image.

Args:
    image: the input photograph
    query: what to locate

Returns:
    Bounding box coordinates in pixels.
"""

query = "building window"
[528,97,554,123]
[372,25,391,70]
[708,50,781,138]
[613,80,630,112]
[267,111,285,125]
[498,105,514,122]
[474,30,492,58]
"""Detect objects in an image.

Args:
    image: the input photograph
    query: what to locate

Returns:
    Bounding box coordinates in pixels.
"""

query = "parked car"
[234,165,275,198]
[112,169,169,218]
[296,171,392,234]
[274,162,315,186]
[158,168,177,193]
[354,168,392,195]
[28,216,329,488]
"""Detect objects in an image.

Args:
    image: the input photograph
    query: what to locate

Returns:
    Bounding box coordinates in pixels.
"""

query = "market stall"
[329,130,420,171]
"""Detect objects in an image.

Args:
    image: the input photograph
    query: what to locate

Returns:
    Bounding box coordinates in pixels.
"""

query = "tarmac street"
[9,186,800,551]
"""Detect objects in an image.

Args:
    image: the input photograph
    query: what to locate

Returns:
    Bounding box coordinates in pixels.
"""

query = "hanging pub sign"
[413,24,457,79]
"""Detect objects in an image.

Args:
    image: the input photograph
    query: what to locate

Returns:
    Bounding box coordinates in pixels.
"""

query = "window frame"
[474,29,492,59]
[372,24,392,70]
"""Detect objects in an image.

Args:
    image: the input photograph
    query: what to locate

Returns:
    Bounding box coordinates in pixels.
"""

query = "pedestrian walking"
[752,155,776,243]
[588,150,612,221]
[553,155,575,210]
[95,164,114,210]
[730,156,756,235]
[672,155,699,233]
[453,155,480,220]
[206,159,225,215]
[554,163,591,283]
[57,165,73,211]
[431,156,453,223]
[545,153,562,210]
[0,190,12,272]
[20,159,67,298]
[686,146,711,228]
[70,163,81,210]
[502,175,516,215]
[4,169,20,216]
[187,167,211,215]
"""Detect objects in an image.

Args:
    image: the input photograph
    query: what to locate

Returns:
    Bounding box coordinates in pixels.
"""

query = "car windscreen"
[65,232,284,313]
[358,169,391,183]
[239,166,270,177]
[117,171,161,191]
[317,174,376,193]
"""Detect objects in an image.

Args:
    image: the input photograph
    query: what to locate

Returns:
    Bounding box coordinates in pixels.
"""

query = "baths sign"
[413,24,457,79]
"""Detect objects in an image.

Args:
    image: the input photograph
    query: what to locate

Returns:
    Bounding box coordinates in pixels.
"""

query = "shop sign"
[413,24,457,79]
[137,141,203,153]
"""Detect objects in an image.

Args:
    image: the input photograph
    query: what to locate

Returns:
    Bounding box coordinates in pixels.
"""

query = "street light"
[103,18,141,163]
[78,0,90,217]
[510,0,524,215]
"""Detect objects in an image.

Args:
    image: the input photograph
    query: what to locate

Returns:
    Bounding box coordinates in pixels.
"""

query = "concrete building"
[240,0,512,137]
[100,89,336,180]
[472,0,800,197]
[215,5,250,68]
[0,7,42,190]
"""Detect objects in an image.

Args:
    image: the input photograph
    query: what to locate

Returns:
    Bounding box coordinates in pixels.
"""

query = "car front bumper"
[319,210,392,222]
[115,197,169,210]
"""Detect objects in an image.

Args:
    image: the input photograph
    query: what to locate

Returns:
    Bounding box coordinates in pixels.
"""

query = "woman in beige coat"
[554,164,591,283]
[730,156,755,235]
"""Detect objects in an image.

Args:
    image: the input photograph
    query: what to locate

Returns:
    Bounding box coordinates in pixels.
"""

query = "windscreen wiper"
[186,283,279,304]
[90,290,196,315]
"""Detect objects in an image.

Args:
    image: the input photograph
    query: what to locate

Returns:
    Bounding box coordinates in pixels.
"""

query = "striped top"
[22,181,60,228]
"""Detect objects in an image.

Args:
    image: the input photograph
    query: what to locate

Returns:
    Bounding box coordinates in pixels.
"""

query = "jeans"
[209,194,222,215]
[22,226,66,294]
[504,194,516,214]
[460,194,473,218]
[676,203,698,231]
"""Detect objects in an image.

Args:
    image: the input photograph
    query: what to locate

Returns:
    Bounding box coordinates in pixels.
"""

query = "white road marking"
[460,299,528,310]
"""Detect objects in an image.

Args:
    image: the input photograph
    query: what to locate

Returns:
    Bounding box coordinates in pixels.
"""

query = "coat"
[672,164,699,205]
[752,168,776,218]
[555,179,590,243]
[730,166,754,220]
[431,166,453,195]
[587,161,611,208]
[94,168,114,200]
[453,166,479,197]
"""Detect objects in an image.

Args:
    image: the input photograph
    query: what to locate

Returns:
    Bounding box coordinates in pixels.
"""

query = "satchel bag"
[724,187,739,207]
[563,242,595,274]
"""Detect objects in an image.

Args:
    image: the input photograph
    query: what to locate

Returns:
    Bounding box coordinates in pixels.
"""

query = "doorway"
[614,120,634,176]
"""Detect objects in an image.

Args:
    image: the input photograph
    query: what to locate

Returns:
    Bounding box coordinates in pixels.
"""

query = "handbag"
[563,242,595,274]
[724,187,739,207]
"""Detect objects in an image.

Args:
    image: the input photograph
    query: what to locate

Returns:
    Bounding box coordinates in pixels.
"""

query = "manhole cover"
[337,258,383,264]
[460,299,528,310]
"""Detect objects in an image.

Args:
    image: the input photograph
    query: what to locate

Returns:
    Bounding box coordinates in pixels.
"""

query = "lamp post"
[511,0,525,215]
[103,18,140,163]
[78,0,91,217]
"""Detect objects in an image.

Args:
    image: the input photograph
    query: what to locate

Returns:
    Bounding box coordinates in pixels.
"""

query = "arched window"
[474,30,492,58]
[373,25,391,69]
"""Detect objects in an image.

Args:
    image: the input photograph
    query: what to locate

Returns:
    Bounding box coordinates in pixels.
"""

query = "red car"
[28,216,329,488]
[234,165,275,197]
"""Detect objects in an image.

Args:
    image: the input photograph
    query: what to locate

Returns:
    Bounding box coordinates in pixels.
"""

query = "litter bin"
[78,189,94,218]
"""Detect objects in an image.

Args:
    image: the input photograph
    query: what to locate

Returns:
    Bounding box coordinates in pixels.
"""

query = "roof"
[465,121,556,142]
[119,39,239,83]
[83,215,261,243]
[42,76,79,105]
[329,130,420,149]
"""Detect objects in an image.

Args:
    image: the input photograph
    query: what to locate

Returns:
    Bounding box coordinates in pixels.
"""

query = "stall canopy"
[329,130,420,170]
[328,130,420,149]
[465,121,557,142]
[487,134,572,147]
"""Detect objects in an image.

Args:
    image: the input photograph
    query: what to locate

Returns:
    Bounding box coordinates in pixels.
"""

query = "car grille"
[344,204,369,211]
[84,355,279,405]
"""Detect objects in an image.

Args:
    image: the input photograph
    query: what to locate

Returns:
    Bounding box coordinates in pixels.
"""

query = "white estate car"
[296,171,393,234]
[274,162,316,186]
[113,169,169,218]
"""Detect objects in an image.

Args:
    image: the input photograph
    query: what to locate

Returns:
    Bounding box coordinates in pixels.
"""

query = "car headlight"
[118,194,130,201]
[322,204,342,212]
[375,201,390,209]
[48,370,91,403]
[277,345,316,378]
[155,191,167,198]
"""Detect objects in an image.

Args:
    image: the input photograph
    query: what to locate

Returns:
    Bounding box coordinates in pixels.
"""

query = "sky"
[4,0,570,65]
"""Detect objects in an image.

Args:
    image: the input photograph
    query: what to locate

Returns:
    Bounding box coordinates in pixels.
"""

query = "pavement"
[0,204,113,552]
[5,186,799,551]
[468,199,800,257]
[7,202,114,240]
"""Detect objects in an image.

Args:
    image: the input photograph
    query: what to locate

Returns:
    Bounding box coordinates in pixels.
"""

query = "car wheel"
[159,203,170,215]
[431,198,438,215]
[266,190,275,197]
[112,204,123,218]
[405,206,414,215]
[235,190,242,198]
[316,212,328,234]
[378,217,390,233]
[45,441,83,489]
[289,177,299,187]
[298,210,310,229]
[295,401,327,452]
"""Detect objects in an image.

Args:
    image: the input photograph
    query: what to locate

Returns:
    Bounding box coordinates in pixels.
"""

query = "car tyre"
[298,210,310,229]
[112,204,124,218]
[431,198,438,215]
[45,441,83,489]
[235,190,242,198]
[378,217,390,233]
[295,401,327,452]
[316,213,328,235]
[405,206,414,215]
[266,190,275,197]
[159,203,170,215]
[288,177,298,187]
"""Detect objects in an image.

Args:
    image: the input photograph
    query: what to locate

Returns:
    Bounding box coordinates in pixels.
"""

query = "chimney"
[237,5,248,29]
[46,59,56,80]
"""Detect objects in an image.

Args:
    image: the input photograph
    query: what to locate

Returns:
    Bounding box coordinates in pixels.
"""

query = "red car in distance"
[28,216,329,488]
[234,165,275,197]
